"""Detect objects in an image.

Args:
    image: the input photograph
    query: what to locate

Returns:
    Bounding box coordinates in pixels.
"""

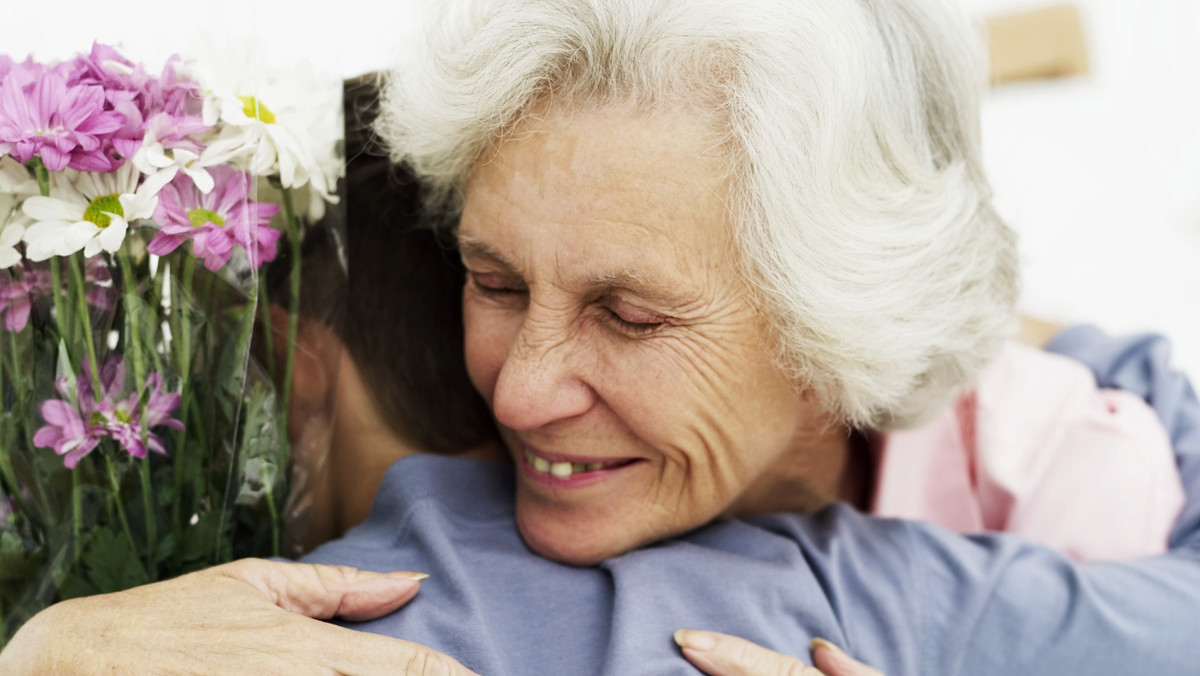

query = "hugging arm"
[687,326,1200,676]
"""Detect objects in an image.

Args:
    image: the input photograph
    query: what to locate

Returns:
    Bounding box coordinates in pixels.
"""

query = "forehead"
[458,104,737,290]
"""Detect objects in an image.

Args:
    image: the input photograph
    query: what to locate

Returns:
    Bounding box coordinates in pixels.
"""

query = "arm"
[690,326,1200,675]
[1045,325,1200,550]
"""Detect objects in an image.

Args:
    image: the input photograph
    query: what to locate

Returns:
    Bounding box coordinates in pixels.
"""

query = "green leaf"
[56,571,98,601]
[234,381,282,508]
[0,532,40,582]
[215,304,255,415]
[179,511,222,565]
[153,532,177,564]
[81,528,150,594]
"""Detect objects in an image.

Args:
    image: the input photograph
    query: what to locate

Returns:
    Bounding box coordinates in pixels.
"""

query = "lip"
[517,444,641,489]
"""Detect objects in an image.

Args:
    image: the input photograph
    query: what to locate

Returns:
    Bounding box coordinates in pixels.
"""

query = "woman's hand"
[0,558,478,675]
[676,630,884,676]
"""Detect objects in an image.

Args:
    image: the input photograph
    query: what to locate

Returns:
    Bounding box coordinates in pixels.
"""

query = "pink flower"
[32,398,103,469]
[0,63,124,171]
[97,372,183,458]
[69,45,199,122]
[0,261,51,331]
[0,258,113,332]
[34,356,184,467]
[148,167,281,271]
[68,45,207,162]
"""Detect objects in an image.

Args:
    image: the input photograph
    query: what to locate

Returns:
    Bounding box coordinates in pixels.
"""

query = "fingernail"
[811,637,844,654]
[674,629,717,652]
[388,571,430,581]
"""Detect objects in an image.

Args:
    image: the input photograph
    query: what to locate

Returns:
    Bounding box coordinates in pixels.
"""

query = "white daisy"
[133,143,220,196]
[186,45,343,219]
[21,163,160,261]
[0,157,37,268]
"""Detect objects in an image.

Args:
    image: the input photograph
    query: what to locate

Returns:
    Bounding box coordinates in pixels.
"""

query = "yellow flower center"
[239,96,277,124]
[187,208,226,229]
[83,194,124,229]
[90,409,132,426]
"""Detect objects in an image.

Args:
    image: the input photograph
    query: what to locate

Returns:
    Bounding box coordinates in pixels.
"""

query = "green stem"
[0,438,32,521]
[117,249,157,565]
[138,461,156,576]
[0,321,5,418]
[31,157,49,196]
[118,249,160,378]
[4,336,50,524]
[32,159,71,353]
[71,470,82,555]
[280,188,301,424]
[105,455,147,581]
[271,188,303,559]
[169,255,196,541]
[258,275,276,385]
[68,255,102,396]
[263,479,280,558]
[48,259,72,350]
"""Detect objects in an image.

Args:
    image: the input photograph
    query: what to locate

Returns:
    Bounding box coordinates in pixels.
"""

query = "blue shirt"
[302,327,1200,675]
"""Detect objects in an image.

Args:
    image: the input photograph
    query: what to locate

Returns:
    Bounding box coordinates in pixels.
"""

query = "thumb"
[213,558,429,622]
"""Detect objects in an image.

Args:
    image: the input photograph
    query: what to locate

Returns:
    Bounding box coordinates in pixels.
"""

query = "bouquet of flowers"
[0,43,343,644]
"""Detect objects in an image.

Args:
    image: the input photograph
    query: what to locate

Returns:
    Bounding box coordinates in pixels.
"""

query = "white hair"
[378,0,1018,429]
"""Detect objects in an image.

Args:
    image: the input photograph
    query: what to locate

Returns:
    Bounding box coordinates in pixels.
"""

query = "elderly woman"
[4,0,1199,673]
[371,0,1183,569]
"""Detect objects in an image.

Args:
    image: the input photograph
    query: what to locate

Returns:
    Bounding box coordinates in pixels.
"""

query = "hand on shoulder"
[0,558,477,675]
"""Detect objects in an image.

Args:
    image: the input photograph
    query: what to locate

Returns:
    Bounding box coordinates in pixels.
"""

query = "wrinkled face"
[460,105,823,565]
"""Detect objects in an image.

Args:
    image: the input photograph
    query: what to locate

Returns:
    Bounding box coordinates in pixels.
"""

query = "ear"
[267,305,341,442]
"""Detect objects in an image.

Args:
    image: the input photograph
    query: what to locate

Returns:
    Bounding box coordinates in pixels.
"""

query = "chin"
[514,499,643,567]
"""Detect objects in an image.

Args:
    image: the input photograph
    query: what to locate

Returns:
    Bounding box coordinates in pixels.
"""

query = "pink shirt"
[871,342,1184,561]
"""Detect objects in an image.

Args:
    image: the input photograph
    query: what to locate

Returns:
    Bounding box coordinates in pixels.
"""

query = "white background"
[4,0,1199,377]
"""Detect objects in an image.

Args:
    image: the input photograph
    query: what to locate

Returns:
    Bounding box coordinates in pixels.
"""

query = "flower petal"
[22,196,81,222]
[97,218,128,253]
[62,221,100,255]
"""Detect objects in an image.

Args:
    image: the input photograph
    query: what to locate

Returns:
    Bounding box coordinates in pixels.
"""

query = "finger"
[675,629,825,676]
[214,558,429,621]
[316,624,482,676]
[811,638,885,676]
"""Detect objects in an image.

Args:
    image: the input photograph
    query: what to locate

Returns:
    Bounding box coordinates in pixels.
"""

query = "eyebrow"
[457,235,519,272]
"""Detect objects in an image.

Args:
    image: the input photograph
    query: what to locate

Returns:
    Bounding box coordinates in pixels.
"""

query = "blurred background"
[3,0,1198,377]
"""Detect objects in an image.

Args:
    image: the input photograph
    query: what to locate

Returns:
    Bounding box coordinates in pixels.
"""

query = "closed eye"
[602,298,668,336]
[469,272,527,298]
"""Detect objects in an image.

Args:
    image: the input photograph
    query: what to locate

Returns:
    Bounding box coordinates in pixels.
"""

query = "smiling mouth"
[521,447,637,479]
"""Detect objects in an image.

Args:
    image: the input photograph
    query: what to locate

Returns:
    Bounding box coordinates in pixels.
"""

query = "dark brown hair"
[283,76,495,453]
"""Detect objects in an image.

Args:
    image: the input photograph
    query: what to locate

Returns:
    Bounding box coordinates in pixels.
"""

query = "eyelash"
[602,307,665,335]
[468,274,667,336]
[470,275,526,298]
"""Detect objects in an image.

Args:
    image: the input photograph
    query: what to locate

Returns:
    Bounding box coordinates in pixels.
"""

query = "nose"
[490,314,596,431]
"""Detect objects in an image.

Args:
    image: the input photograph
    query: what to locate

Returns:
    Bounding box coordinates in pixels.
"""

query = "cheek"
[462,297,517,404]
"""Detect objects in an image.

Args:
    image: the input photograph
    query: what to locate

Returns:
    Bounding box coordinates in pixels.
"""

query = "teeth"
[524,448,612,478]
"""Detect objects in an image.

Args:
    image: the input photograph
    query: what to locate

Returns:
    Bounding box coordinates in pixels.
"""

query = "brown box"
[985,4,1090,85]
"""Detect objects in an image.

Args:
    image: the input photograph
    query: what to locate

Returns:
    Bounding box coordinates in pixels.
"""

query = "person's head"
[280,76,499,546]
[375,0,1018,564]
